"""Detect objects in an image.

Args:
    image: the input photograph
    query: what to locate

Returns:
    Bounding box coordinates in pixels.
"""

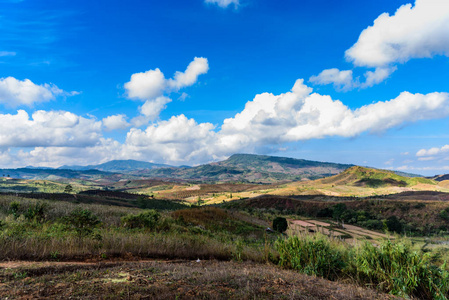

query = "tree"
[64,184,73,193]
[273,217,288,233]
[64,208,100,237]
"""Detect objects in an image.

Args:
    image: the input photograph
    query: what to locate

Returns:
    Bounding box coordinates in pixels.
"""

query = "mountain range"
[0,154,422,183]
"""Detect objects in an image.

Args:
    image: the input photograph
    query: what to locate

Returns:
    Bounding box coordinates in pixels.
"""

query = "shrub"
[24,201,47,222]
[439,207,449,221]
[332,203,347,220]
[9,201,21,218]
[272,217,288,233]
[63,208,101,237]
[352,240,449,299]
[275,234,346,280]
[385,215,402,233]
[121,210,160,229]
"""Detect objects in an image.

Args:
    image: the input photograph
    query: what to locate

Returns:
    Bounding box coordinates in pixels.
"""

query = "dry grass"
[0,260,398,299]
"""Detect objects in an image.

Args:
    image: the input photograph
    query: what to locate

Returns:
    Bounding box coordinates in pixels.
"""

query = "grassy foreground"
[1,194,449,299]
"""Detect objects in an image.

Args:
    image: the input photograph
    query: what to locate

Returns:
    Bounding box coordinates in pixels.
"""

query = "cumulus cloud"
[205,0,239,9]
[102,114,130,131]
[126,114,217,163]
[0,77,77,107]
[218,80,449,153]
[124,68,166,100]
[124,57,208,121]
[0,110,102,147]
[346,0,449,68]
[2,80,449,168]
[311,0,449,89]
[124,57,209,101]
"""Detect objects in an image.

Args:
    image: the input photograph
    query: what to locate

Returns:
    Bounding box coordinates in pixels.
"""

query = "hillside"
[142,154,354,183]
[318,166,435,187]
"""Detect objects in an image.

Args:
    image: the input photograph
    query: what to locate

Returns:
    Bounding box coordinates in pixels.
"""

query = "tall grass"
[275,233,346,280]
[275,233,449,299]
[351,240,449,299]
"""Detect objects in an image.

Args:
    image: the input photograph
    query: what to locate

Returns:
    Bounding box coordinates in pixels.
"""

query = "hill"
[59,159,172,172]
[319,166,435,187]
[0,168,115,181]
[143,154,354,183]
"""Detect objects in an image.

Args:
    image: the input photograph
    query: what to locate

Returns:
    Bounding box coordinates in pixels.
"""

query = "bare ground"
[0,259,399,299]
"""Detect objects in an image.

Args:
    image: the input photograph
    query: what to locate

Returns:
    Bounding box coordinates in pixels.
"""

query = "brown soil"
[0,259,398,299]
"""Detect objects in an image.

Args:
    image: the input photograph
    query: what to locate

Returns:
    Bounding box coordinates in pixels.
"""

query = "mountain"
[1,155,421,184]
[142,154,355,183]
[0,168,114,181]
[59,159,173,173]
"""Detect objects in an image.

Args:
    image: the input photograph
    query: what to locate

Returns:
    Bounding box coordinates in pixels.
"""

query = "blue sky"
[1,0,449,175]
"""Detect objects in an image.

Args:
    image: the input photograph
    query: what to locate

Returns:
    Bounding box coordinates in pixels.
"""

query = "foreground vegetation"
[1,194,449,299]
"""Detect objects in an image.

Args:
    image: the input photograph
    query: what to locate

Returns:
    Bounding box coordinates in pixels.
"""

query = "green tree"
[273,217,288,233]
[64,184,73,193]
[64,208,100,237]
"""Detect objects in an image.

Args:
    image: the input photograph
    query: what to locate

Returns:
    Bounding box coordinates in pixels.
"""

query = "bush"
[385,215,402,233]
[9,201,21,218]
[275,234,346,280]
[63,208,101,236]
[272,217,288,233]
[121,210,160,229]
[439,207,449,221]
[24,202,47,222]
[332,203,347,220]
[352,240,449,298]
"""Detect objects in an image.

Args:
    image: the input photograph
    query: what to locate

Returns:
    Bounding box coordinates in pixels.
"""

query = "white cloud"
[0,51,16,57]
[124,68,166,100]
[126,114,217,163]
[205,0,239,9]
[124,57,209,101]
[417,145,449,157]
[362,67,397,88]
[346,0,449,68]
[102,114,130,131]
[2,79,449,168]
[139,96,172,121]
[0,77,77,107]
[0,110,102,147]
[167,57,209,90]
[311,0,449,89]
[309,68,356,91]
[309,67,397,90]
[219,80,449,152]
[11,138,125,168]
[124,57,208,120]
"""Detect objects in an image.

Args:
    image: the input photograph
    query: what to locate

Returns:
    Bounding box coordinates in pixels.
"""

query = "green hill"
[319,166,436,188]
